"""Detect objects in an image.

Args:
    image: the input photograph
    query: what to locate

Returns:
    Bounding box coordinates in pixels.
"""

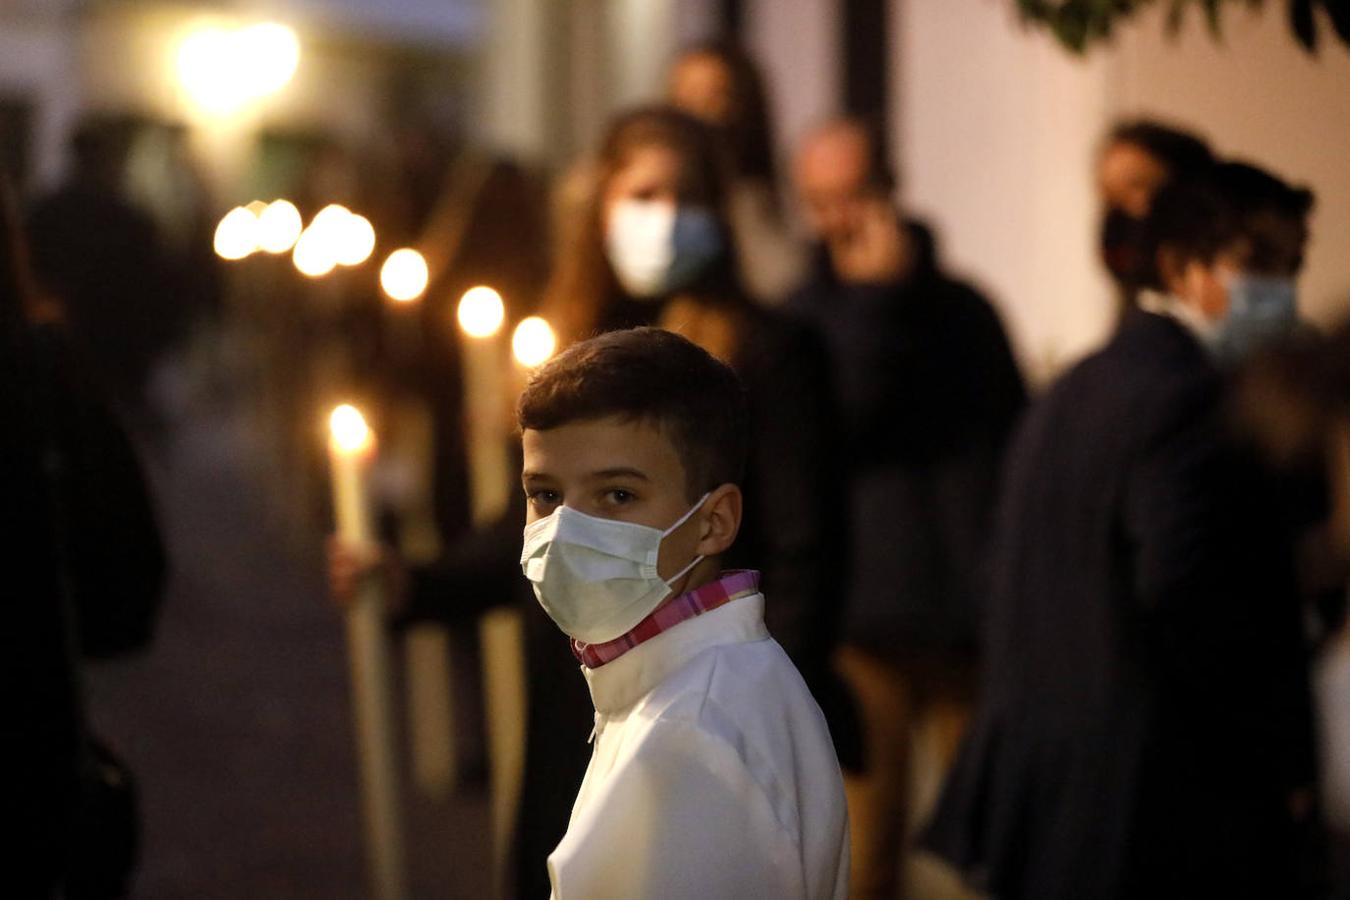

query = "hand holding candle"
[327,404,408,900]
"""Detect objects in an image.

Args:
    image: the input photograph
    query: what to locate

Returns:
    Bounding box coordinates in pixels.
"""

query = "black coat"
[923,312,1314,899]
[789,227,1026,656]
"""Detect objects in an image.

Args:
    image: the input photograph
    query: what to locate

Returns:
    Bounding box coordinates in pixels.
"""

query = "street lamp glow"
[336,214,376,267]
[512,316,556,367]
[380,249,429,303]
[257,199,303,253]
[329,404,373,455]
[176,22,300,115]
[214,206,260,260]
[457,287,505,339]
[238,23,300,97]
[293,225,339,277]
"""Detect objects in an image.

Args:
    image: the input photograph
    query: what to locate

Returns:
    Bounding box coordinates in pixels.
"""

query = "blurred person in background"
[2,175,166,898]
[923,163,1317,899]
[1097,119,1214,306]
[26,116,180,437]
[667,40,806,305]
[789,117,1026,900]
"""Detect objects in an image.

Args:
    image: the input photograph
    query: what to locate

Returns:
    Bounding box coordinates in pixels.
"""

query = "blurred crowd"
[8,34,1350,900]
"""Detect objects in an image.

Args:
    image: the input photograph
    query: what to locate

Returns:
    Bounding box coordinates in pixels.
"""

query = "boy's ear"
[696,483,742,557]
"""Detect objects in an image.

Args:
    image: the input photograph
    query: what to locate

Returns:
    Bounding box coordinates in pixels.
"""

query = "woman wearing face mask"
[542,105,860,768]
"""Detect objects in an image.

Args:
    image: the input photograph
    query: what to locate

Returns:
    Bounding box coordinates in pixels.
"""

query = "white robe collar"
[581,593,769,715]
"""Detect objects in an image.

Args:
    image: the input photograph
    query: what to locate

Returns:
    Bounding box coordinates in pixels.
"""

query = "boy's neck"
[657,555,723,612]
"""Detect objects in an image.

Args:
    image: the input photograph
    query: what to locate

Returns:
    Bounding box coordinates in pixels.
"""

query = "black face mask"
[1099,207,1150,287]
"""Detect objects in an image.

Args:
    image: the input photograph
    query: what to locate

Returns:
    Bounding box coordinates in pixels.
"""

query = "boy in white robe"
[517,327,849,899]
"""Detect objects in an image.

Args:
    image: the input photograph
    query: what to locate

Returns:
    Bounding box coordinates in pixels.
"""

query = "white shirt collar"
[1137,288,1219,346]
[582,593,769,715]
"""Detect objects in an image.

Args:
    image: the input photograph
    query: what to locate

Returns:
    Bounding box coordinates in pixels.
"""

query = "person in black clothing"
[923,166,1317,899]
[2,176,166,897]
[26,117,178,428]
[789,117,1026,900]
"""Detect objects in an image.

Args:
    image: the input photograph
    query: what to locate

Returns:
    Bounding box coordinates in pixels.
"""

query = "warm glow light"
[329,404,372,454]
[293,225,339,278]
[336,214,376,267]
[380,249,429,303]
[237,23,300,97]
[512,316,556,367]
[458,287,506,339]
[311,203,352,237]
[214,206,260,260]
[257,200,302,253]
[177,22,300,116]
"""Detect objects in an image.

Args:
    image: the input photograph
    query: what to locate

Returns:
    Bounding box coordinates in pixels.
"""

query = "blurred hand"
[829,199,911,285]
[326,536,408,615]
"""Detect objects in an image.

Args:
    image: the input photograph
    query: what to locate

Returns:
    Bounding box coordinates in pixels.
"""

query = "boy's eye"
[602,488,636,506]
[527,489,561,509]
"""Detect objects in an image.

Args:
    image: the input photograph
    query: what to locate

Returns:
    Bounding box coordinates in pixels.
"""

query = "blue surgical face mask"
[605,199,726,299]
[1213,274,1298,365]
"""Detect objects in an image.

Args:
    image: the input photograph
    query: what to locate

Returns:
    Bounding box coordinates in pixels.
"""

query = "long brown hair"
[541,106,745,343]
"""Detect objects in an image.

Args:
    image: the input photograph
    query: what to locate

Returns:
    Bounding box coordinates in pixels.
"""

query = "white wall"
[894,0,1115,384]
[742,0,841,167]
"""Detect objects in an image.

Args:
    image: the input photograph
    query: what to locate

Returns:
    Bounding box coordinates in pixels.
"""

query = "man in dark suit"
[790,119,1027,899]
[923,164,1317,899]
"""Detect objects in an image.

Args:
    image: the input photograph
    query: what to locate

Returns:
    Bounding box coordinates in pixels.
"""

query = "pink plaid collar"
[571,570,762,669]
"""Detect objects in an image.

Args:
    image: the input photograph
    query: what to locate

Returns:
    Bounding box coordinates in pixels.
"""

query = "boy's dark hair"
[517,327,750,499]
[1139,173,1244,291]
[1214,160,1315,275]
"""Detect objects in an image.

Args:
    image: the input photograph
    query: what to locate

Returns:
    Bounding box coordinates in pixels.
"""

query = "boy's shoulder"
[639,636,819,747]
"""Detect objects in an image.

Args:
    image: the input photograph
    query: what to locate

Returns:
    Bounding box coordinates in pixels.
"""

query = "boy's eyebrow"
[521,470,554,483]
[588,467,650,482]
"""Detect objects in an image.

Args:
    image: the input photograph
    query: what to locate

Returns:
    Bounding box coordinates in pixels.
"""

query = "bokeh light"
[214,206,260,260]
[177,22,300,115]
[380,249,429,303]
[293,224,339,278]
[512,316,557,367]
[329,404,372,454]
[336,214,376,267]
[458,286,506,339]
[257,200,303,254]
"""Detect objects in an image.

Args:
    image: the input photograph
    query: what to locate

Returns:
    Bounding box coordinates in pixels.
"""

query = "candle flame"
[512,316,557,367]
[330,404,373,454]
[458,286,505,338]
[380,248,429,303]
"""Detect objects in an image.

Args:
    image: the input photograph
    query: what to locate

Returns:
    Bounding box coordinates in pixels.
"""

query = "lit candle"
[458,287,525,892]
[328,405,409,900]
[457,286,511,521]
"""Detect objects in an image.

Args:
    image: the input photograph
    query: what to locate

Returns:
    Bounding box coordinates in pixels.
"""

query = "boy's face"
[521,415,706,582]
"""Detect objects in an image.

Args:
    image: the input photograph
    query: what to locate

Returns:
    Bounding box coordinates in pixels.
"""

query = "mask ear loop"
[660,492,713,589]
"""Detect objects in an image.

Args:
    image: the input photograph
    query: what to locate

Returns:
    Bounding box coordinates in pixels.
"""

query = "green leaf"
[1290,0,1318,50]
[1323,0,1350,45]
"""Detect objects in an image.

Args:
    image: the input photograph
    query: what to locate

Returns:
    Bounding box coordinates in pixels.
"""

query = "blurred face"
[795,127,880,246]
[602,144,685,225]
[1099,141,1169,218]
[522,416,703,582]
[1162,243,1249,323]
[669,53,735,127]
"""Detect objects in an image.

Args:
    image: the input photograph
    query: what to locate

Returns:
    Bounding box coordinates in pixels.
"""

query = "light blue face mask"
[1213,274,1298,365]
[605,200,726,299]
